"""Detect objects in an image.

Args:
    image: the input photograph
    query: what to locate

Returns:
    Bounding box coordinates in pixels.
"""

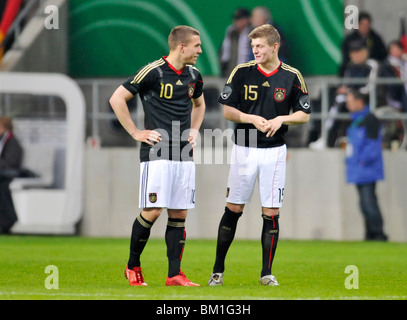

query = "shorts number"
[278,188,284,203]
[190,189,195,204]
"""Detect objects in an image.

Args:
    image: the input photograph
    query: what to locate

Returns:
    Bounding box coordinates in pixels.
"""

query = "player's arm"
[109,85,161,146]
[189,93,206,146]
[223,105,269,133]
[265,111,310,137]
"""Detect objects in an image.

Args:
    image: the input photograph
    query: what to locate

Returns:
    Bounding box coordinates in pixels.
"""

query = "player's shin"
[261,213,279,277]
[128,213,154,269]
[213,206,243,273]
[165,218,186,277]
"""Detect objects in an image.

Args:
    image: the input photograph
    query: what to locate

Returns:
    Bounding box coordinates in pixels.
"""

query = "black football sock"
[165,218,186,278]
[213,207,243,273]
[127,213,153,269]
[261,214,279,277]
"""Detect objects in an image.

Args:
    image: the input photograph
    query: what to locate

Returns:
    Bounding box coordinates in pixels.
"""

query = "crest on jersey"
[149,193,157,203]
[274,88,286,102]
[188,83,195,98]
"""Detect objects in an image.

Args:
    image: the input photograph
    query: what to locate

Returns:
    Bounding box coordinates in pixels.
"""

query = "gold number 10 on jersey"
[160,83,173,99]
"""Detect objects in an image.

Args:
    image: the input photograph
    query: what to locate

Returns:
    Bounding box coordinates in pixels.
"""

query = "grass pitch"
[0,236,406,300]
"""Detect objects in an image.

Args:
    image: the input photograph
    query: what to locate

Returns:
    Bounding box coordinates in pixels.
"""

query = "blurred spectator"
[220,7,251,77]
[249,6,289,62]
[310,42,379,149]
[339,11,387,76]
[340,41,379,95]
[379,40,407,112]
[0,117,23,234]
[345,90,387,241]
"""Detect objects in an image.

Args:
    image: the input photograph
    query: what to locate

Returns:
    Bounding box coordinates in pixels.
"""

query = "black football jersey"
[219,61,311,148]
[123,56,204,162]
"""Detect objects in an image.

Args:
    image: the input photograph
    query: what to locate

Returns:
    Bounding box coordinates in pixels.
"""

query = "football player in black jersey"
[110,26,205,287]
[208,24,311,286]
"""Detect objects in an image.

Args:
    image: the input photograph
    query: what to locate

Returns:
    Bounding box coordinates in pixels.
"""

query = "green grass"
[0,236,406,300]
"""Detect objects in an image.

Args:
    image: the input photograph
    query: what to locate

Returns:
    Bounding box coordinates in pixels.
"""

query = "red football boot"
[166,271,200,286]
[124,265,148,286]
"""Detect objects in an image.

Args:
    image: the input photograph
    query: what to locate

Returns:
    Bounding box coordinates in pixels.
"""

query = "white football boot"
[259,275,279,286]
[208,273,224,286]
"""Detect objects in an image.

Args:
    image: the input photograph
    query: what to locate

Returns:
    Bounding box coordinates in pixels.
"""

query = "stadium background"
[0,0,407,242]
[69,0,343,77]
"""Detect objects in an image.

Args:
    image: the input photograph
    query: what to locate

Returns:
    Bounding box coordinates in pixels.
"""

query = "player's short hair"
[0,116,13,131]
[248,24,280,46]
[168,25,200,51]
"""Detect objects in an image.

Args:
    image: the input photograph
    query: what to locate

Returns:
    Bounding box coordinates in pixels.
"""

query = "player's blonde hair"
[248,24,280,46]
[168,25,200,51]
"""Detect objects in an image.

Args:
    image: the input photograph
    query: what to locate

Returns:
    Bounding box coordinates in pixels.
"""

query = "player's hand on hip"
[188,128,200,148]
[188,134,197,148]
[266,117,283,137]
[132,129,161,146]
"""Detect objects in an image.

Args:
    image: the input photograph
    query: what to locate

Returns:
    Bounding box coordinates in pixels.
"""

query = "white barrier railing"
[1,76,406,149]
[76,76,407,149]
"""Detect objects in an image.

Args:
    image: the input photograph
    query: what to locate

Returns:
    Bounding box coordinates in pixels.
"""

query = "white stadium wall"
[80,148,407,242]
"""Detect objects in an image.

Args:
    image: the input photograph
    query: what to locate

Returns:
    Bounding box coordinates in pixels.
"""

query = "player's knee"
[226,203,245,214]
[142,208,163,222]
[262,207,279,217]
[168,209,187,220]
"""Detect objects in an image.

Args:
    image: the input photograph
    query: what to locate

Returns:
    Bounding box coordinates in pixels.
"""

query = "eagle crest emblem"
[274,88,286,102]
[188,83,195,98]
[149,193,157,203]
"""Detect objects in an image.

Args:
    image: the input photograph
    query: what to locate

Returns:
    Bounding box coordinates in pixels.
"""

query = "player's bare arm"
[189,93,206,146]
[223,105,269,133]
[109,85,161,146]
[266,111,310,137]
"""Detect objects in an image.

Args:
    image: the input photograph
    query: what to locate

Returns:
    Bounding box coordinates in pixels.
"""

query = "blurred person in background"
[345,90,387,241]
[0,116,22,234]
[379,40,407,112]
[340,11,387,77]
[310,41,379,149]
[220,7,252,77]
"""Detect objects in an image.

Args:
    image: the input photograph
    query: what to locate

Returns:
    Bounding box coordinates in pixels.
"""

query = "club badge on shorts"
[274,88,286,102]
[188,83,195,98]
[149,193,157,203]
